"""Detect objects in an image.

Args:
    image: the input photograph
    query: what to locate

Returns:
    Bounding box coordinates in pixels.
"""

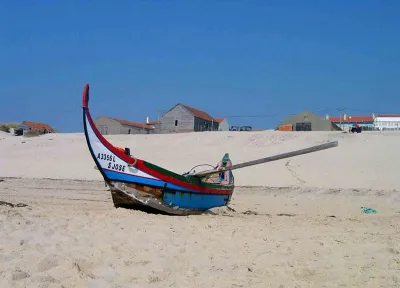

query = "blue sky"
[1,1,399,132]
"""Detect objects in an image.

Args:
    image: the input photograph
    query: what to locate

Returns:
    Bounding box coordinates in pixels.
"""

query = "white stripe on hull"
[85,115,159,180]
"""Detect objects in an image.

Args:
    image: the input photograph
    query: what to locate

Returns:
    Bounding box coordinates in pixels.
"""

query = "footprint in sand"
[36,254,65,273]
[11,269,30,281]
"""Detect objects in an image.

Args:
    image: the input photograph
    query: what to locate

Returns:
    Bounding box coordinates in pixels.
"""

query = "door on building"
[295,122,312,131]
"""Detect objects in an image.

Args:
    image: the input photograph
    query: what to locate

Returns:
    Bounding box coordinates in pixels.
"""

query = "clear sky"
[1,1,399,132]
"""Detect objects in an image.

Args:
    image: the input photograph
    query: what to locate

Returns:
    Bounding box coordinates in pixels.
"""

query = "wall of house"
[121,124,152,134]
[374,117,400,130]
[94,117,154,135]
[319,119,342,131]
[151,123,162,133]
[94,117,123,135]
[160,105,195,133]
[332,121,374,130]
[18,124,42,136]
[193,117,218,131]
[218,119,230,131]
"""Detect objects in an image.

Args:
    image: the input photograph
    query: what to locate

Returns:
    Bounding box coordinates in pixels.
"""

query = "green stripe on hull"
[143,161,234,191]
[143,161,188,181]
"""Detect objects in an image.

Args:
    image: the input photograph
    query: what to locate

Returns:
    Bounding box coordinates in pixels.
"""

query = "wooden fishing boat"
[82,84,338,215]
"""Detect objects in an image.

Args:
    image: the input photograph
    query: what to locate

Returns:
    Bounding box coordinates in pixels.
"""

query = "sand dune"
[0,131,12,138]
[0,130,399,189]
[1,130,400,287]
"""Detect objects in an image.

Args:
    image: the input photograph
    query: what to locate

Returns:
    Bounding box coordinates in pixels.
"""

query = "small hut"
[15,121,56,136]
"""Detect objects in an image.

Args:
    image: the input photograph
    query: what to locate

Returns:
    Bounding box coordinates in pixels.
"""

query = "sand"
[1,130,400,287]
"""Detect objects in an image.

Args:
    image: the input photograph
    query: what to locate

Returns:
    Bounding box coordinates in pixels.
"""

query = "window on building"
[175,120,178,126]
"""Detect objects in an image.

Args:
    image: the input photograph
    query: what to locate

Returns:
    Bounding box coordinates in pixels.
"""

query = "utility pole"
[337,108,345,130]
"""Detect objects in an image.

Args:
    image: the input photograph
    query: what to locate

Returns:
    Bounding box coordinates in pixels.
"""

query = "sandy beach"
[1,130,400,287]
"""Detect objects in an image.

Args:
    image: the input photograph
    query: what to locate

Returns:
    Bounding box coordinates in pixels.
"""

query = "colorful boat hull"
[82,84,234,215]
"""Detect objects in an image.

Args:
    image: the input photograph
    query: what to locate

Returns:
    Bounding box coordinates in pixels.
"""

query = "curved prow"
[82,83,89,109]
[81,83,137,168]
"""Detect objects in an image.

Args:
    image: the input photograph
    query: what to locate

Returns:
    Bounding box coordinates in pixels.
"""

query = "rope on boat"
[183,164,215,176]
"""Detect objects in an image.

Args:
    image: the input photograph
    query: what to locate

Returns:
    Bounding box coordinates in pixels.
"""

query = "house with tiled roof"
[15,121,57,136]
[327,114,374,130]
[94,116,157,135]
[160,103,219,133]
[327,113,400,131]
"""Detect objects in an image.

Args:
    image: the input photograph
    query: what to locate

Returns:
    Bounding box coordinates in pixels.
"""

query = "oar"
[190,140,338,177]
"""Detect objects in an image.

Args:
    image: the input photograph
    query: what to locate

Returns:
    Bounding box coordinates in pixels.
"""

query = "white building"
[215,118,230,131]
[373,114,400,131]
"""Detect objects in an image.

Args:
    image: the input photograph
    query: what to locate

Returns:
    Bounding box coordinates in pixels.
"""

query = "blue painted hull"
[105,169,232,212]
[105,169,233,213]
[163,191,232,210]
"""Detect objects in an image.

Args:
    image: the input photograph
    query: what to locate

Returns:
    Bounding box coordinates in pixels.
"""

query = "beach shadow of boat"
[115,201,235,217]
[115,202,174,216]
[110,190,201,216]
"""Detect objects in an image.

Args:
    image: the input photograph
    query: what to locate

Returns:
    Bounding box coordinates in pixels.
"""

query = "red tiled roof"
[23,121,56,132]
[111,118,153,129]
[147,120,160,125]
[181,104,214,121]
[375,114,400,117]
[214,118,225,123]
[329,116,373,123]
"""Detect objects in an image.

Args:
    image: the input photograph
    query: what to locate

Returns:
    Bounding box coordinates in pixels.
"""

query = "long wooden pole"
[190,141,338,176]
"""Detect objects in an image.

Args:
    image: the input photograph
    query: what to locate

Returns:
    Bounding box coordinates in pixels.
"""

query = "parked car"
[239,126,252,131]
[229,126,239,131]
